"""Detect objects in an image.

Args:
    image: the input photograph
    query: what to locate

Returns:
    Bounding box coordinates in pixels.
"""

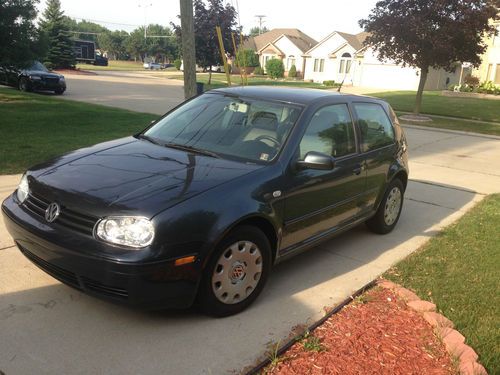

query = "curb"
[378,279,487,375]
[400,123,500,140]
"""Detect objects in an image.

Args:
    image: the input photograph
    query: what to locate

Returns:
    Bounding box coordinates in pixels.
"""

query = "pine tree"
[40,0,75,68]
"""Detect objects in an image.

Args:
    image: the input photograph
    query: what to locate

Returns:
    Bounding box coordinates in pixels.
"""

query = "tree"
[235,48,259,68]
[0,0,44,67]
[173,0,239,84]
[40,0,75,68]
[249,26,269,37]
[98,30,128,60]
[359,0,500,114]
[179,0,196,99]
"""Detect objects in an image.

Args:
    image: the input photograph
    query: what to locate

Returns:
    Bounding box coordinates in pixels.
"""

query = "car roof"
[209,86,383,106]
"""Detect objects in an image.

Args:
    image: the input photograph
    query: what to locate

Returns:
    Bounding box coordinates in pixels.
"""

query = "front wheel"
[198,226,272,317]
[54,88,65,95]
[366,178,404,234]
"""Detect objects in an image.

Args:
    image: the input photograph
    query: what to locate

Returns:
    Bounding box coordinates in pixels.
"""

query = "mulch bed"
[265,287,455,375]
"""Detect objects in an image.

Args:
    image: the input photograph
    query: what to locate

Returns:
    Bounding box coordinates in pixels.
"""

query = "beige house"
[475,19,500,84]
[303,31,461,90]
[243,29,317,76]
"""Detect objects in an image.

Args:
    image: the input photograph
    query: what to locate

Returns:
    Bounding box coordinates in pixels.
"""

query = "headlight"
[95,216,154,248]
[29,75,41,80]
[16,174,29,204]
[59,77,65,82]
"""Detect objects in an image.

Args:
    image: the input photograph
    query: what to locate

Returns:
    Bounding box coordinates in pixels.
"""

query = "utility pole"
[180,0,197,99]
[138,2,152,39]
[255,15,266,34]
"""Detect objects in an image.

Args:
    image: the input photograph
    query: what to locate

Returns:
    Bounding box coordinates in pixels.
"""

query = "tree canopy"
[40,0,75,68]
[359,0,500,114]
[0,0,43,67]
[172,0,239,79]
[249,26,269,37]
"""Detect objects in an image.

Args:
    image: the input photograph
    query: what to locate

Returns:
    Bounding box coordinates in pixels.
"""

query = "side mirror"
[296,151,334,170]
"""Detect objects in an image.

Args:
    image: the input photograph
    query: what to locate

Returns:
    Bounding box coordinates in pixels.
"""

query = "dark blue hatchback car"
[2,87,408,316]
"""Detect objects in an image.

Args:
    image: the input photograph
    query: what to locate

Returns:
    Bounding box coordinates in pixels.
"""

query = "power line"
[67,15,142,28]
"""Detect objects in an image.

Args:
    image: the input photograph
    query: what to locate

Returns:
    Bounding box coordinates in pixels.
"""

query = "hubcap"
[384,187,402,226]
[212,241,263,305]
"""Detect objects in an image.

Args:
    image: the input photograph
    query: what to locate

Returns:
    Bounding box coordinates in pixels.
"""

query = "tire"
[54,88,65,95]
[366,178,404,234]
[18,77,31,92]
[198,225,272,317]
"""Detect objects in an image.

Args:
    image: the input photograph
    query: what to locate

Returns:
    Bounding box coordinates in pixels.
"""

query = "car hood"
[22,69,62,78]
[28,137,261,217]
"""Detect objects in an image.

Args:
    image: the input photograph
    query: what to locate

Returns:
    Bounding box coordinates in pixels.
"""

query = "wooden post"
[180,0,197,99]
[216,26,231,86]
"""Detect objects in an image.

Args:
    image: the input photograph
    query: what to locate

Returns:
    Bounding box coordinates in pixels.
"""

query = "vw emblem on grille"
[45,202,60,223]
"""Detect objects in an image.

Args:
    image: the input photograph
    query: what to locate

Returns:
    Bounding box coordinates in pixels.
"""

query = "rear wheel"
[18,77,31,92]
[198,226,272,317]
[366,178,404,234]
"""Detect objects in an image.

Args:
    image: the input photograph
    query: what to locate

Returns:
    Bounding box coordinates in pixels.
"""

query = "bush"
[174,59,182,70]
[253,66,264,75]
[265,58,285,79]
[323,80,336,87]
[477,81,500,95]
[464,75,480,87]
[236,49,259,68]
[288,64,297,78]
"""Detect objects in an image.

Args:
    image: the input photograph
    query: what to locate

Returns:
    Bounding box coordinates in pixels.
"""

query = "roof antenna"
[337,77,345,92]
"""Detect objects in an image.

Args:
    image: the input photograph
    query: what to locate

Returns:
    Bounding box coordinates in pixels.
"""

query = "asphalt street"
[1,72,499,374]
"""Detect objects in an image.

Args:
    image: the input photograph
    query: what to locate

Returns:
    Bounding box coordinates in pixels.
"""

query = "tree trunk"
[208,69,212,85]
[179,0,197,99]
[414,67,428,115]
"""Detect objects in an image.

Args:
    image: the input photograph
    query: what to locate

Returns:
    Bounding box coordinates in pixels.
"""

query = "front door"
[281,103,366,252]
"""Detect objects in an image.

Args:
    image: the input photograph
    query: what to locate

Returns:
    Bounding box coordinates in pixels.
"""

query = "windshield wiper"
[164,142,220,158]
[138,134,164,146]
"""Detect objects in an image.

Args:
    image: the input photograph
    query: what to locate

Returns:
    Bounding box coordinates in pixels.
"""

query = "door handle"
[352,165,363,175]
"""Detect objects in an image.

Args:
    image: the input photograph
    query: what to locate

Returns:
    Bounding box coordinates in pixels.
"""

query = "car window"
[144,93,302,163]
[353,103,395,152]
[299,104,356,159]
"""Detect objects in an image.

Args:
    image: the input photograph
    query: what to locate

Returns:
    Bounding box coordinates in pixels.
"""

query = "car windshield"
[30,61,49,72]
[143,93,302,163]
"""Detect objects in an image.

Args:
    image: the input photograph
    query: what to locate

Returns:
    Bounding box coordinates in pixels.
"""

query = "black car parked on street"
[2,87,409,316]
[0,61,66,94]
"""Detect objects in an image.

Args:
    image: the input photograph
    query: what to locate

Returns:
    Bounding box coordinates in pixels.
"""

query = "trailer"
[73,39,108,66]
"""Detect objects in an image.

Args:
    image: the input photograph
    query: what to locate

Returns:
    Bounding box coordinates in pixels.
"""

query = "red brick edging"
[378,279,487,375]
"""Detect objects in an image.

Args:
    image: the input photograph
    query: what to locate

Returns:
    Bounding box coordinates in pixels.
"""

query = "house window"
[339,52,352,74]
[495,64,500,84]
[486,64,493,81]
[313,59,324,73]
[287,56,296,70]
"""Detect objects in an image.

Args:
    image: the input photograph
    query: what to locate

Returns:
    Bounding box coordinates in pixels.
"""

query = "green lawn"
[168,73,328,90]
[386,194,500,373]
[396,112,500,136]
[371,91,500,123]
[0,87,156,174]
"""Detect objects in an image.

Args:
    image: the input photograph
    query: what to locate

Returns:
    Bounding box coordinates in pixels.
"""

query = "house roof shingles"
[243,28,317,54]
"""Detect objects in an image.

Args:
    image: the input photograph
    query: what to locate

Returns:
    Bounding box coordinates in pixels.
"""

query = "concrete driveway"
[1,125,499,374]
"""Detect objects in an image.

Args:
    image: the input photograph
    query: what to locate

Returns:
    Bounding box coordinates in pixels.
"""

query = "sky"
[36,0,379,41]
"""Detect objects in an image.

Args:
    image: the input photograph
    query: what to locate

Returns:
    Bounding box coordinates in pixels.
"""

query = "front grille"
[42,77,59,84]
[24,192,98,236]
[19,244,81,289]
[81,277,129,299]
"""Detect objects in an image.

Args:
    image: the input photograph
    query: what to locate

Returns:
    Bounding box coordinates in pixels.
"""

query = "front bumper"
[31,79,66,92]
[2,194,200,310]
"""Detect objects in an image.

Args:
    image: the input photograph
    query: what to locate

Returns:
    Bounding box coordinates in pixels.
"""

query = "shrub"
[265,58,285,79]
[236,49,259,68]
[323,80,336,87]
[478,81,500,95]
[288,64,297,78]
[464,75,480,87]
[174,59,182,70]
[253,66,264,75]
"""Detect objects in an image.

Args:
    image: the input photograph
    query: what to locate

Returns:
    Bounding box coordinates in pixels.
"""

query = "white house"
[243,29,317,76]
[303,31,462,90]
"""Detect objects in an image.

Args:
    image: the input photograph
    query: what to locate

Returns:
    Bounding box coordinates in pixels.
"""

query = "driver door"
[281,103,366,251]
